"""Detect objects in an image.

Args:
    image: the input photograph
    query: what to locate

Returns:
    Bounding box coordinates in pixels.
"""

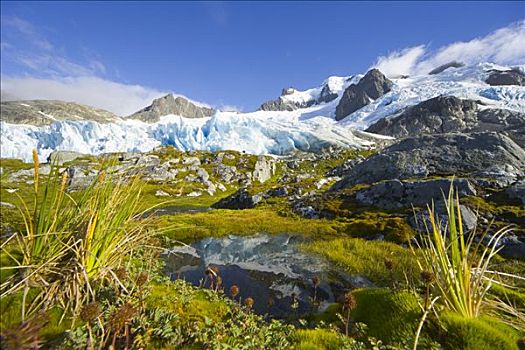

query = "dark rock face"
[129,94,215,122]
[335,69,393,121]
[506,180,525,206]
[428,61,464,75]
[498,234,525,260]
[0,100,119,126]
[331,132,525,189]
[318,84,339,104]
[366,96,478,137]
[355,178,476,210]
[211,188,263,209]
[365,96,525,147]
[259,98,300,112]
[485,69,525,86]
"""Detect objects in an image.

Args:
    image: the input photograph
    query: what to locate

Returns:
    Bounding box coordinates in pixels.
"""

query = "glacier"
[1,62,524,162]
[0,109,375,162]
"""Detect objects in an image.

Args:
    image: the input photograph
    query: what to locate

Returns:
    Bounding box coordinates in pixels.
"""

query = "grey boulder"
[355,178,476,210]
[48,150,86,165]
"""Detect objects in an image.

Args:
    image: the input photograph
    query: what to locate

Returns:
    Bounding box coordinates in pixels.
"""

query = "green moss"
[463,196,525,229]
[0,247,22,283]
[0,290,68,342]
[343,213,415,243]
[156,208,344,243]
[439,312,523,350]
[350,288,420,344]
[301,238,419,285]
[293,329,347,350]
[0,158,33,172]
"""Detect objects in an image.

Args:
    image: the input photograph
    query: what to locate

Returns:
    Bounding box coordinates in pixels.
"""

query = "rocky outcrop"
[366,96,478,137]
[365,96,525,146]
[48,150,86,165]
[355,178,476,209]
[485,69,525,86]
[211,188,263,209]
[506,180,525,205]
[259,83,339,112]
[252,156,276,183]
[259,98,300,112]
[332,132,525,189]
[410,203,478,233]
[0,100,119,126]
[66,165,98,189]
[128,94,215,122]
[318,84,339,104]
[428,61,464,75]
[335,69,393,121]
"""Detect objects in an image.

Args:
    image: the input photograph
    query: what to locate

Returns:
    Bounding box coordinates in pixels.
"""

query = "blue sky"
[1,1,524,114]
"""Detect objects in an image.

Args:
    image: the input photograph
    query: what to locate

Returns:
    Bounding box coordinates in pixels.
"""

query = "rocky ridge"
[0,100,120,126]
[128,94,215,122]
[365,95,525,146]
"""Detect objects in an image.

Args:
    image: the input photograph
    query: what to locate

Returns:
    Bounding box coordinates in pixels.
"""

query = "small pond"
[164,233,373,319]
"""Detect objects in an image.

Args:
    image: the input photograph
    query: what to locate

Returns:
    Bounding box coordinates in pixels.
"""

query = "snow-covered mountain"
[1,62,524,162]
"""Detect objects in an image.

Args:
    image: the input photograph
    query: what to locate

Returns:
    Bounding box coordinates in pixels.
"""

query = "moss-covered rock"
[344,214,416,243]
[439,312,523,350]
[350,288,420,344]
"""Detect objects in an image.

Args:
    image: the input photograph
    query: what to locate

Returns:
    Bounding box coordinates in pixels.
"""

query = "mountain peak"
[128,94,215,122]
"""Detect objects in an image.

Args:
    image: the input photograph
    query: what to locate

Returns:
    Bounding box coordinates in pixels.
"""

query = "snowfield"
[1,62,524,162]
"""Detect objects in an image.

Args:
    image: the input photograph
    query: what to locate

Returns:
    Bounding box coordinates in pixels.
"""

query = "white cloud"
[2,16,54,50]
[1,76,167,116]
[1,15,105,77]
[374,45,426,77]
[373,20,525,77]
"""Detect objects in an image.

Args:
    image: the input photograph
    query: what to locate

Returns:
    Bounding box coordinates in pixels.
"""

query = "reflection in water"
[164,234,373,319]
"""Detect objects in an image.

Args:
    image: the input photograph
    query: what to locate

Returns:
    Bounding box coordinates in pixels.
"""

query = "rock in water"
[128,94,215,122]
[335,69,393,121]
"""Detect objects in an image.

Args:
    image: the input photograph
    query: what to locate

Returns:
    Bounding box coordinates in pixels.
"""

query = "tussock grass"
[0,150,156,320]
[412,185,525,331]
